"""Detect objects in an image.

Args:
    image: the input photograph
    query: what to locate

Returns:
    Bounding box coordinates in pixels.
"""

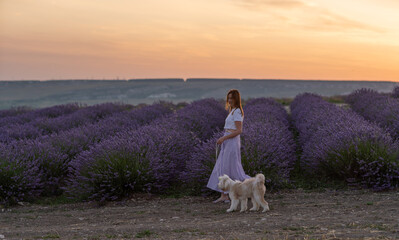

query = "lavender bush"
[291,92,399,191]
[43,102,174,161]
[0,138,68,206]
[63,98,224,202]
[345,88,399,140]
[31,103,173,198]
[64,123,198,202]
[0,102,174,206]
[181,131,225,196]
[0,142,42,206]
[241,98,297,189]
[150,98,227,141]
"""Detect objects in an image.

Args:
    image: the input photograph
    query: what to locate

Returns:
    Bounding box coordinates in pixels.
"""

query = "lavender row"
[183,97,297,194]
[0,106,32,118]
[0,103,82,128]
[0,102,175,206]
[345,88,399,140]
[291,92,399,191]
[0,102,133,143]
[41,102,175,162]
[62,98,226,202]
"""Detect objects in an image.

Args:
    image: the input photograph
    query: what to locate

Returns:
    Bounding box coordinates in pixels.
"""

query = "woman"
[206,89,251,203]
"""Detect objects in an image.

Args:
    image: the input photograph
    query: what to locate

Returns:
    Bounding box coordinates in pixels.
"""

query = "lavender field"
[0,89,398,208]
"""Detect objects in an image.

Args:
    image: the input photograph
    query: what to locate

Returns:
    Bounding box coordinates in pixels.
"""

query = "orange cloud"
[231,0,384,33]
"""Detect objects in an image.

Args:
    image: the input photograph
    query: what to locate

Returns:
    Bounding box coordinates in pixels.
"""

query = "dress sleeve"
[232,109,243,122]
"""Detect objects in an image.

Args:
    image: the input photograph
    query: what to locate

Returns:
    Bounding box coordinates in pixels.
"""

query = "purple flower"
[291,92,399,191]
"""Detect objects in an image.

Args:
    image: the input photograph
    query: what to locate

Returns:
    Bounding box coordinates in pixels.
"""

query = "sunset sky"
[1,0,398,81]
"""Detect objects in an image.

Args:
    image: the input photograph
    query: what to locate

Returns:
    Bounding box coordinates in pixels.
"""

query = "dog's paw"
[240,209,246,213]
[226,209,234,213]
[249,207,257,211]
[262,206,270,212]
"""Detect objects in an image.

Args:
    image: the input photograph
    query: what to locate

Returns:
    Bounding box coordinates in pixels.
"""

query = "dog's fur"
[217,173,270,213]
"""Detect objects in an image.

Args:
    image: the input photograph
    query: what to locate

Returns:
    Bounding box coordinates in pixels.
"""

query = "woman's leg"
[213,192,230,203]
[221,192,229,199]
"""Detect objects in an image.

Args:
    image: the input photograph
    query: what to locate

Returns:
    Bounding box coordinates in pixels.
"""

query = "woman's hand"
[217,136,225,145]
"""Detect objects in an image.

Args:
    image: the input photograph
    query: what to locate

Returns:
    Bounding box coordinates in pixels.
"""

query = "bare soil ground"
[1,188,398,240]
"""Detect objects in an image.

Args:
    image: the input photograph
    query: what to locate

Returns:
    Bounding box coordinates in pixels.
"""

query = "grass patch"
[32,194,80,206]
[210,208,227,214]
[366,224,391,231]
[347,223,392,231]
[87,235,101,240]
[323,95,346,104]
[135,230,156,238]
[105,233,118,238]
[40,233,60,239]
[282,226,305,231]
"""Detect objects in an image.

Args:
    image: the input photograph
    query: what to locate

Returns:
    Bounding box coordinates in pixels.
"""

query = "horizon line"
[0,78,398,83]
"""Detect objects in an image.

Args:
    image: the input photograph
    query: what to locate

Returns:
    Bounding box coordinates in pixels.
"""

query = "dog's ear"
[223,177,228,185]
[221,178,227,189]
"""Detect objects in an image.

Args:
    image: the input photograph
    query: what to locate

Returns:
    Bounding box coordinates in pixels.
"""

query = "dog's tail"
[255,173,265,185]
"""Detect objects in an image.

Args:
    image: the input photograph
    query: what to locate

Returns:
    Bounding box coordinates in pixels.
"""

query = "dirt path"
[1,189,398,240]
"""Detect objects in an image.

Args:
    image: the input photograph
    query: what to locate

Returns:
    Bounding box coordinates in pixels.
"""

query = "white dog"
[217,173,270,213]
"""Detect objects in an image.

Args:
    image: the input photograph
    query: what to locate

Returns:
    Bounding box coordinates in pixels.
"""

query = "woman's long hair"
[225,89,244,118]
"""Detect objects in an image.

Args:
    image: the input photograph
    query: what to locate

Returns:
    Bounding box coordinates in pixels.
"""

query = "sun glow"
[1,0,398,81]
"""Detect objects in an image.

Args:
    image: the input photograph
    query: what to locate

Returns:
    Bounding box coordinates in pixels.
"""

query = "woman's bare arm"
[222,121,242,140]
